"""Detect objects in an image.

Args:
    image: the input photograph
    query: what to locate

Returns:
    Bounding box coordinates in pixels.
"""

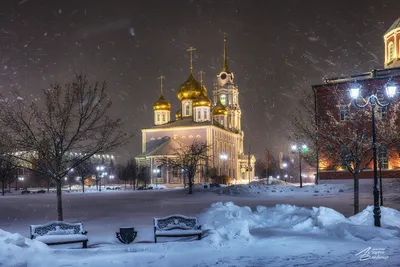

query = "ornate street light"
[291,144,308,188]
[349,83,397,227]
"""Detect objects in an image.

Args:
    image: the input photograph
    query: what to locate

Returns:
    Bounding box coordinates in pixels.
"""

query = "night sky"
[0,0,399,162]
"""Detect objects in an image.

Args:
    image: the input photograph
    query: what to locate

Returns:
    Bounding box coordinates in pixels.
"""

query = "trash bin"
[116,227,137,244]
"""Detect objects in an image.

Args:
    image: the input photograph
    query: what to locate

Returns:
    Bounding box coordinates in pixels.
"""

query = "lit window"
[220,94,227,105]
[221,119,224,126]
[339,105,349,121]
[388,42,395,62]
[378,146,388,169]
[233,95,237,104]
[185,103,190,116]
[377,106,387,120]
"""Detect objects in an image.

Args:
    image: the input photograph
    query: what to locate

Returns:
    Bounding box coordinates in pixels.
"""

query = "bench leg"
[198,234,202,240]
[154,236,157,243]
[83,240,88,248]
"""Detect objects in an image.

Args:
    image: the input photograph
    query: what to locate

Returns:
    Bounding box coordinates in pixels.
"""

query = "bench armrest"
[198,225,202,230]
[82,231,88,235]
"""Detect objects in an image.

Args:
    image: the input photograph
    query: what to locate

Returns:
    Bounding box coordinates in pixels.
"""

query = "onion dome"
[175,109,181,120]
[212,98,228,116]
[193,87,211,107]
[153,95,171,111]
[177,73,202,101]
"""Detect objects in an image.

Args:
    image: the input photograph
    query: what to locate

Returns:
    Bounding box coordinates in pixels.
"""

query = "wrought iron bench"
[153,214,202,243]
[30,221,88,248]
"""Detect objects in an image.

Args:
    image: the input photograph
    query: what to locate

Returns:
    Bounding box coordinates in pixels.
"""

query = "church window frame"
[388,41,395,62]
[185,103,190,116]
[233,94,237,105]
[157,113,160,122]
[197,110,201,121]
[203,110,207,120]
[162,113,165,122]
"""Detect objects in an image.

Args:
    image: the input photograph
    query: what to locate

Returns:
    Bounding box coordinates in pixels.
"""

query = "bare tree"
[291,87,399,214]
[0,156,17,196]
[126,159,137,189]
[137,165,150,187]
[117,164,130,189]
[0,74,132,221]
[158,141,210,194]
[74,158,95,193]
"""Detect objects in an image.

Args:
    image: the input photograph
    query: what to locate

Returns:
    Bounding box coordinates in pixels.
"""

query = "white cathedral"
[135,37,256,186]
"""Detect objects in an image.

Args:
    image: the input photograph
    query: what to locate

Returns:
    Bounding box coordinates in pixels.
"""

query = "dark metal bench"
[30,221,88,248]
[153,214,202,243]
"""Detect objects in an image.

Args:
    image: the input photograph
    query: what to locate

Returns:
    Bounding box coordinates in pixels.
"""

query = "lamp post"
[282,162,288,182]
[153,168,160,188]
[18,177,24,189]
[96,165,105,191]
[349,83,397,227]
[291,144,307,188]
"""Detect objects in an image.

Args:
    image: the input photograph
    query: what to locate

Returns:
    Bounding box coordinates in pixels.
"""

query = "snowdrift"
[199,202,400,245]
[0,229,49,266]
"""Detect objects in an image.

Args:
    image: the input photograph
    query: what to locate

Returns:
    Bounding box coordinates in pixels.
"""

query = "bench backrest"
[30,221,85,238]
[154,214,199,230]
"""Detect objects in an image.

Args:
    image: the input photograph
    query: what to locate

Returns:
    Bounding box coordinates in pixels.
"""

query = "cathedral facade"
[135,37,255,186]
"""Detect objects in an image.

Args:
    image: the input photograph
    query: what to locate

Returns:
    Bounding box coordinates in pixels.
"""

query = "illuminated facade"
[313,17,400,180]
[136,37,255,186]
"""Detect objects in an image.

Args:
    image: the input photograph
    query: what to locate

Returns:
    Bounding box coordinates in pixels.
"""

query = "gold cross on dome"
[157,75,165,95]
[186,47,196,72]
[198,71,205,84]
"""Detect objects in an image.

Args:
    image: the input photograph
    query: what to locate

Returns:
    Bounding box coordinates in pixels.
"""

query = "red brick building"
[312,17,400,180]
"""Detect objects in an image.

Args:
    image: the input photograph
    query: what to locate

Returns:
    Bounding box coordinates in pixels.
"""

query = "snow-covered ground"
[1,202,399,267]
[1,179,399,266]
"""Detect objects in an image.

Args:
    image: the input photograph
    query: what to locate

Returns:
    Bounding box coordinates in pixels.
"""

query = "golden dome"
[153,95,171,111]
[175,109,181,120]
[212,99,228,116]
[177,73,202,101]
[193,88,211,107]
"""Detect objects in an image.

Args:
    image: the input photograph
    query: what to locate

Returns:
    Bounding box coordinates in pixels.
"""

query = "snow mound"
[199,202,400,245]
[0,229,49,266]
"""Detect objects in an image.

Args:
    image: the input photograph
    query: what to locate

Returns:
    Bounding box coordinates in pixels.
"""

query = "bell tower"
[384,17,400,68]
[213,35,241,132]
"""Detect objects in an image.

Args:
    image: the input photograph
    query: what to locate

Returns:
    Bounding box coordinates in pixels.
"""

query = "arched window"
[162,113,165,122]
[388,42,395,62]
[185,103,190,116]
[203,110,207,120]
[157,113,160,122]
[197,110,201,120]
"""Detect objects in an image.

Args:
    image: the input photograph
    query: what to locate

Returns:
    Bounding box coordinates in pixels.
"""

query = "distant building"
[135,37,255,186]
[313,17,400,179]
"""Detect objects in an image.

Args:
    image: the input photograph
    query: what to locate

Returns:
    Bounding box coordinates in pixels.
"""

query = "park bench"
[30,221,88,248]
[153,214,202,243]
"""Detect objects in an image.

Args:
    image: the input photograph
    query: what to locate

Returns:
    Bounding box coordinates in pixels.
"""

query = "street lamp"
[96,165,105,191]
[282,162,288,182]
[292,144,308,188]
[153,168,161,188]
[219,153,228,177]
[349,83,397,227]
[18,177,24,189]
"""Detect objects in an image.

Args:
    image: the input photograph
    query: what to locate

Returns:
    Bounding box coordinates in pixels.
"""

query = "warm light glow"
[349,87,360,99]
[291,145,297,151]
[282,162,288,168]
[385,85,397,98]
[220,153,228,160]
